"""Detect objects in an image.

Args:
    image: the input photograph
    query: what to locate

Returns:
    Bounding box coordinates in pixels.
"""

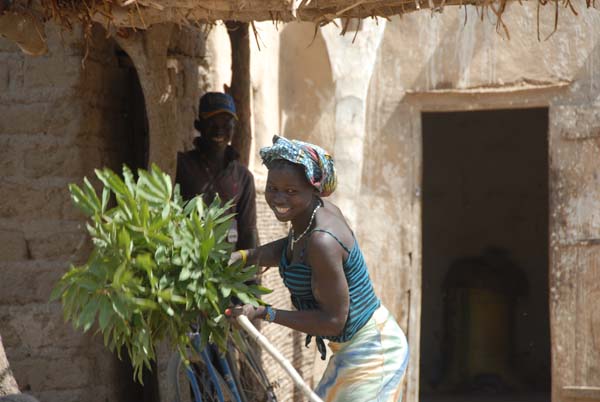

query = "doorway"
[419,108,550,402]
[116,47,149,171]
[109,45,153,402]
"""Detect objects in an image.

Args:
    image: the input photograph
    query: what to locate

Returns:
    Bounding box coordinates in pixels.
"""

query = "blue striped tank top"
[278,229,381,359]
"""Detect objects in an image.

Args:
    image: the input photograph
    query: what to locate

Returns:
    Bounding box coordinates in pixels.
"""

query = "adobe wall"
[0,21,207,402]
[364,3,600,401]
[0,22,124,402]
[244,3,600,401]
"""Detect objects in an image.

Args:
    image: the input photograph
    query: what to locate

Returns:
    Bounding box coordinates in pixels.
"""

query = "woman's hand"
[225,304,265,321]
[228,250,243,266]
[228,249,249,266]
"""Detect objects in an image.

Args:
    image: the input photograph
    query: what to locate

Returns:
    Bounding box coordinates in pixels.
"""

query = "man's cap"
[198,92,238,120]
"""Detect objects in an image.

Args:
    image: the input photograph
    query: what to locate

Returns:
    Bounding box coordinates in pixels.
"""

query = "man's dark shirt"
[176,138,258,250]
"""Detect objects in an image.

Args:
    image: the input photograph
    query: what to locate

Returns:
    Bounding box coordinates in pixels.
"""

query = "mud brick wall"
[0,22,136,402]
[0,21,207,402]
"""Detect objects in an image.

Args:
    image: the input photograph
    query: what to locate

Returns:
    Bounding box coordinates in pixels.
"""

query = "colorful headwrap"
[259,135,337,197]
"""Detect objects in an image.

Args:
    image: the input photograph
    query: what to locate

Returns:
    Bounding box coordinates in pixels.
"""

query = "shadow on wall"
[440,247,529,394]
[278,22,335,151]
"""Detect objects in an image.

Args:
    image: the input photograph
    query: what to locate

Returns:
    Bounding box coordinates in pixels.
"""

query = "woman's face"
[265,164,315,222]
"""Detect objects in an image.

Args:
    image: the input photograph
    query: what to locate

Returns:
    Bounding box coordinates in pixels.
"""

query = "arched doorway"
[103,42,153,402]
[115,46,149,172]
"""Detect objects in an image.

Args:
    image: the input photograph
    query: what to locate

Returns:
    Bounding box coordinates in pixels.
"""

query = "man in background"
[176,92,258,251]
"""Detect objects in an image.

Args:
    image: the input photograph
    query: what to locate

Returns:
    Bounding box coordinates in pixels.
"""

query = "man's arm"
[175,152,193,202]
[235,169,259,250]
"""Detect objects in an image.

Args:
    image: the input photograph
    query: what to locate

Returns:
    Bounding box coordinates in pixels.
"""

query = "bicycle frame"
[187,332,243,402]
[171,323,279,402]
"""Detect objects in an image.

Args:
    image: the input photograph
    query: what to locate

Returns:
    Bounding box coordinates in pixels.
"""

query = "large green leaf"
[53,164,270,382]
[69,183,97,216]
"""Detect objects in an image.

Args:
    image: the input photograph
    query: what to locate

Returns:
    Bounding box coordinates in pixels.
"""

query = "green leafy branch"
[51,164,271,382]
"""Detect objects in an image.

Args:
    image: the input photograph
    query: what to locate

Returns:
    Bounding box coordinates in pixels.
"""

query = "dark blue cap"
[198,92,237,120]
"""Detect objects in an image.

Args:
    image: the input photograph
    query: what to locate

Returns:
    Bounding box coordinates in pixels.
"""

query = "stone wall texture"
[0,21,208,402]
[0,22,132,402]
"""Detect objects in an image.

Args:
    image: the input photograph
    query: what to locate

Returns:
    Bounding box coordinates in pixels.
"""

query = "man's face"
[202,113,236,147]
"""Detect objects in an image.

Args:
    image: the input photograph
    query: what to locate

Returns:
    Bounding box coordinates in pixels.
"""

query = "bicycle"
[167,323,278,402]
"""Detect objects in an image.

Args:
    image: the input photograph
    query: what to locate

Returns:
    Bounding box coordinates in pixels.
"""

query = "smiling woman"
[226,135,409,402]
[265,160,316,218]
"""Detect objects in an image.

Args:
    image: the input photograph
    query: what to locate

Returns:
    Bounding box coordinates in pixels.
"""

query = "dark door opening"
[420,109,550,402]
[116,48,149,172]
[110,46,154,402]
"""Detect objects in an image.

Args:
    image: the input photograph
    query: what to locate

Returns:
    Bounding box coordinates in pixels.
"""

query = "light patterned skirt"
[315,305,409,402]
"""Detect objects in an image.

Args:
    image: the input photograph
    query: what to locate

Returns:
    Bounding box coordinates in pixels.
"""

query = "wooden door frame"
[548,103,600,402]
[402,83,568,401]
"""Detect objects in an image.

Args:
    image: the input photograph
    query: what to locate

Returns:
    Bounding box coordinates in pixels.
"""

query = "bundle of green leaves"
[51,164,270,382]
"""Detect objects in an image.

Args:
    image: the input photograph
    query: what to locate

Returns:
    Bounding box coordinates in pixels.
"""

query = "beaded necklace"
[290,203,321,251]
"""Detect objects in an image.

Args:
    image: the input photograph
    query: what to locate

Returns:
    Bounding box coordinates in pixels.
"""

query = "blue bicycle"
[167,326,278,402]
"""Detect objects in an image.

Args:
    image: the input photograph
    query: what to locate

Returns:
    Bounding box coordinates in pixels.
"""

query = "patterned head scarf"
[259,135,337,197]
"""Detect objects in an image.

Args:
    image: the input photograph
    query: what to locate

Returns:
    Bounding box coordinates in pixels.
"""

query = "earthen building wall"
[0,21,208,402]
[246,4,600,400]
[0,23,129,402]
[3,2,600,401]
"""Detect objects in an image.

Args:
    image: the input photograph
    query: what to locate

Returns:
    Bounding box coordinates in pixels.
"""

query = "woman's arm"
[231,237,287,268]
[229,232,350,337]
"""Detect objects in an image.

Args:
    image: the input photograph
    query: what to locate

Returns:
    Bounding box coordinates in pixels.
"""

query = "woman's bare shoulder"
[322,200,346,222]
[321,198,336,209]
[313,200,354,248]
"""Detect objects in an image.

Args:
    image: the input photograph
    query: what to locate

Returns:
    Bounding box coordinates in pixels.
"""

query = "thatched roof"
[7,0,585,28]
[0,0,584,55]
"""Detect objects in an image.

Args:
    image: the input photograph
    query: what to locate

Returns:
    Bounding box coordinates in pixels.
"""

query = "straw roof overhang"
[0,0,584,56]
[7,0,583,28]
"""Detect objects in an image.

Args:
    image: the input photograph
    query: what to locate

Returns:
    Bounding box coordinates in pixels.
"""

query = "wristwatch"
[264,305,276,323]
